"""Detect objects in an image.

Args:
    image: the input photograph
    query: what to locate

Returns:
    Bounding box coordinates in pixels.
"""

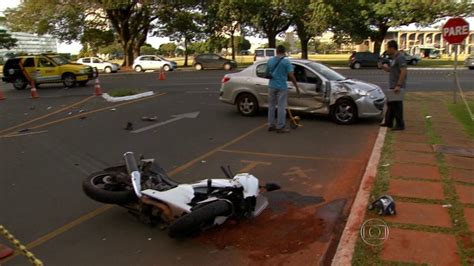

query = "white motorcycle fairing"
[141,185,195,215]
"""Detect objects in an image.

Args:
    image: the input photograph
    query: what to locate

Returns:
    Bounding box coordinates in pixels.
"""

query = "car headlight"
[79,69,87,74]
[354,88,368,96]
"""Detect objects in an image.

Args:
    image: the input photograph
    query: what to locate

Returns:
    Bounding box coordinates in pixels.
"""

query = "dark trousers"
[384,101,405,128]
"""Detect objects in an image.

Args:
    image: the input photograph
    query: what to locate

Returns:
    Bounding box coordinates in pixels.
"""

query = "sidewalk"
[350,92,474,265]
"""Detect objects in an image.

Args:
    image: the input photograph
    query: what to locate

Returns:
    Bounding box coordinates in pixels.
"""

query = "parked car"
[349,52,382,69]
[77,57,120,73]
[192,54,237,70]
[465,54,474,70]
[240,50,251,55]
[253,48,276,62]
[219,59,385,125]
[2,54,98,90]
[133,55,177,72]
[381,51,421,65]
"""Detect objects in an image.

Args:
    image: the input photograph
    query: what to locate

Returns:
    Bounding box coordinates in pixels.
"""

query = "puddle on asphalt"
[196,190,347,262]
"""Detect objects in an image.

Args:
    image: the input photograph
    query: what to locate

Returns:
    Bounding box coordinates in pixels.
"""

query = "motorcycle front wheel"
[83,171,137,204]
[168,200,232,238]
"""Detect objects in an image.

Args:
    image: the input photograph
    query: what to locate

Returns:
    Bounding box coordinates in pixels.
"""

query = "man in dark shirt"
[379,40,407,131]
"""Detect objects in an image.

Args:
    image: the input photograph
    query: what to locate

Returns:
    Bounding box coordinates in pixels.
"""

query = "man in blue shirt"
[266,45,300,133]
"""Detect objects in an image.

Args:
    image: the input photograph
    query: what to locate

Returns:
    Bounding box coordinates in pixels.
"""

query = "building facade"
[0,24,57,55]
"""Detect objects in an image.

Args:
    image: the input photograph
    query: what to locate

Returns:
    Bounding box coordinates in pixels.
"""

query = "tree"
[0,29,17,50]
[140,43,158,55]
[154,1,204,66]
[80,28,115,55]
[289,0,332,59]
[159,42,177,57]
[249,0,293,48]
[328,0,474,55]
[5,0,164,66]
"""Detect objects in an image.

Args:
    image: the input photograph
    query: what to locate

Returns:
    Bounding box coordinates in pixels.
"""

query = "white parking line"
[0,130,48,138]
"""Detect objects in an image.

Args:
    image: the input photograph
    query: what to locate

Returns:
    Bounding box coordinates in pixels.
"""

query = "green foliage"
[140,44,158,55]
[0,29,17,50]
[80,29,115,52]
[159,43,177,57]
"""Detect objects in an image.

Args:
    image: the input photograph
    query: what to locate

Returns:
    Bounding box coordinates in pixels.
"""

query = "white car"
[77,57,120,73]
[133,55,177,72]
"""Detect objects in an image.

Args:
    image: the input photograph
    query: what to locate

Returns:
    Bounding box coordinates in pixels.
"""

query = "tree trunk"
[230,33,235,60]
[268,33,277,48]
[300,38,310,59]
[183,38,188,67]
[372,25,389,55]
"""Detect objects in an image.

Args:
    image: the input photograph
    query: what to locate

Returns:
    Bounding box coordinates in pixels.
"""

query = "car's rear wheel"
[410,59,418,65]
[353,62,361,69]
[195,63,203,70]
[63,73,76,88]
[469,66,474,70]
[224,63,232,70]
[163,64,171,71]
[13,77,28,90]
[104,66,112,73]
[331,98,358,125]
[134,65,143,72]
[236,93,258,116]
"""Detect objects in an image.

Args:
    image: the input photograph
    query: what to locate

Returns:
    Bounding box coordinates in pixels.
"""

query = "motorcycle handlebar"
[124,152,139,173]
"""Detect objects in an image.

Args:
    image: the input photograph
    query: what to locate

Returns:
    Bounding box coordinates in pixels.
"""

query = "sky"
[1,1,473,54]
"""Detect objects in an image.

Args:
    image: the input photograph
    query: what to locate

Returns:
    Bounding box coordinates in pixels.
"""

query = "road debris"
[125,122,134,130]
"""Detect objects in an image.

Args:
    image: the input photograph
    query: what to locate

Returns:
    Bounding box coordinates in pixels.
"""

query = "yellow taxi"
[2,54,98,90]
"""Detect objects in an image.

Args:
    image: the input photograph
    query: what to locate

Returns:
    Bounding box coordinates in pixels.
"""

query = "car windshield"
[47,55,69,65]
[306,62,346,81]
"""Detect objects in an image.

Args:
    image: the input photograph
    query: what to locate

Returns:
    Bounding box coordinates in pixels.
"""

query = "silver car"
[219,59,385,124]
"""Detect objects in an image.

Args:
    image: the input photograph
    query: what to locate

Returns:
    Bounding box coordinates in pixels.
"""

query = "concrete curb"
[331,127,387,265]
[102,91,154,102]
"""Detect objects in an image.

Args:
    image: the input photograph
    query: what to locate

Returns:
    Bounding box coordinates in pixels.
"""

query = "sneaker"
[276,127,290,133]
[268,126,276,132]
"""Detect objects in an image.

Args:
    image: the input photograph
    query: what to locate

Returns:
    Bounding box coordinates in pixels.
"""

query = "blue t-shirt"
[267,56,293,90]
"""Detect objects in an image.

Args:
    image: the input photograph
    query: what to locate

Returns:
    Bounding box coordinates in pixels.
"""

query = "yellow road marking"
[0,96,94,135]
[0,93,166,137]
[167,124,267,176]
[0,123,266,263]
[239,160,272,172]
[219,149,364,163]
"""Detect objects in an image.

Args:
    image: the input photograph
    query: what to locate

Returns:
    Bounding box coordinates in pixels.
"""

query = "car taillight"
[222,76,230,83]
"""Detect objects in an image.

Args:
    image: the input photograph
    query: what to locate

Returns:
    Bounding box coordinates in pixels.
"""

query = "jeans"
[268,88,288,129]
[384,101,405,128]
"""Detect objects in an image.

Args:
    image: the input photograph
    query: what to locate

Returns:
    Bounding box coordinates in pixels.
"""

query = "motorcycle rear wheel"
[83,171,137,204]
[168,200,232,238]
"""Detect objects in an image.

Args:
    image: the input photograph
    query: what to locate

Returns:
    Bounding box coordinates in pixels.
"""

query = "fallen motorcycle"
[82,152,279,238]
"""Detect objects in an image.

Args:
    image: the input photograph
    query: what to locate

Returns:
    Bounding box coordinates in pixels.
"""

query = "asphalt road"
[0,67,465,265]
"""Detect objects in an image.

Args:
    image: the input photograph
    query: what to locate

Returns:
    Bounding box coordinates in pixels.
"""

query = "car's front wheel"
[195,63,203,70]
[353,62,361,69]
[236,93,258,116]
[224,63,232,70]
[13,77,28,90]
[331,98,358,125]
[63,73,77,88]
[104,66,112,73]
[163,64,171,71]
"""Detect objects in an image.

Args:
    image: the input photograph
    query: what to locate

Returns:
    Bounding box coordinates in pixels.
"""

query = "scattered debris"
[79,109,85,113]
[125,122,134,130]
[381,163,390,167]
[68,112,73,115]
[425,115,432,119]
[29,106,35,110]
[141,116,158,121]
[147,238,152,241]
[102,238,106,241]
[47,106,52,110]
[442,204,452,208]
[79,116,87,120]
[110,108,117,111]
[18,129,30,133]
[24,113,28,116]
[201,160,207,163]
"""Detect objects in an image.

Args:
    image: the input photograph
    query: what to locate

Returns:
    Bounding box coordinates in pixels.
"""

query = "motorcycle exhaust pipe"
[124,152,142,197]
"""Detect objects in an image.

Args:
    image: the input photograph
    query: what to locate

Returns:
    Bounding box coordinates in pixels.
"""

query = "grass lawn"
[448,100,474,138]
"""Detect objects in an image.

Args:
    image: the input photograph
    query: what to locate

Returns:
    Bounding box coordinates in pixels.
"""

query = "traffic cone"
[0,243,14,259]
[159,67,165,80]
[30,82,39,99]
[94,78,103,96]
